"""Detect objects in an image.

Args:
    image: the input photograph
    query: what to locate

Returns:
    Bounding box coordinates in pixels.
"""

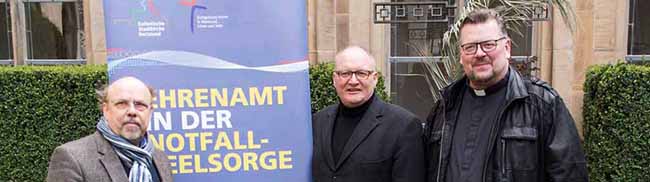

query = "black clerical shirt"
[446,75,509,182]
[331,94,375,163]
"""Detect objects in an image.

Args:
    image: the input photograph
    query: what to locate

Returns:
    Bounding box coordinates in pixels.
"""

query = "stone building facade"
[2,0,648,136]
[306,0,645,137]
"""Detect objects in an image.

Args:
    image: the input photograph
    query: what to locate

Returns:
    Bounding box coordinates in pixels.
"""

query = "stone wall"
[83,0,637,137]
[308,0,389,72]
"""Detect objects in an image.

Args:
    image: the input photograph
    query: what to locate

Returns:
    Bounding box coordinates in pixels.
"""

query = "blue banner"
[102,0,311,181]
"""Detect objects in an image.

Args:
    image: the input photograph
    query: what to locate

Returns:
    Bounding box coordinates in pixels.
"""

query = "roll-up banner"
[103,1,311,181]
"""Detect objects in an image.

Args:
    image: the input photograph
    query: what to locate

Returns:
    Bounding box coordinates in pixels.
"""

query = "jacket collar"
[95,132,173,182]
[441,67,529,107]
[321,95,384,171]
[93,132,130,182]
[152,148,174,181]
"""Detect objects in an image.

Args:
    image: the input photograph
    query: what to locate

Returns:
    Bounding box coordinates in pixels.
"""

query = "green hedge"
[584,63,650,181]
[0,63,387,181]
[0,65,107,181]
[309,63,388,113]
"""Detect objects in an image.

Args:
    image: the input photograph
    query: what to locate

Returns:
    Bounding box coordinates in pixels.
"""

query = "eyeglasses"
[334,70,374,80]
[109,99,151,111]
[460,37,507,55]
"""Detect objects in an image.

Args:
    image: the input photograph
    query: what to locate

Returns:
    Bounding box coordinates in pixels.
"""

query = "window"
[387,1,537,120]
[507,21,538,77]
[508,21,533,57]
[0,0,12,65]
[23,0,85,64]
[627,0,650,62]
[0,0,85,65]
[389,56,440,120]
[388,0,456,120]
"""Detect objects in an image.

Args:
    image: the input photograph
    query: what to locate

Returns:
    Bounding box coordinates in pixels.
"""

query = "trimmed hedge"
[309,63,389,113]
[0,63,387,181]
[584,63,650,181]
[0,65,107,181]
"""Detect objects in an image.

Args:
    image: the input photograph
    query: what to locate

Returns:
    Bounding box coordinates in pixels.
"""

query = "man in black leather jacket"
[424,9,588,182]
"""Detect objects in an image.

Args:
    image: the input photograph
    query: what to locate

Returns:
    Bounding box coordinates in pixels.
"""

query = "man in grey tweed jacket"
[47,77,173,182]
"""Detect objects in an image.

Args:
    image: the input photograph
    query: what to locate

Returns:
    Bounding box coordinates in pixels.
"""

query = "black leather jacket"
[424,69,589,182]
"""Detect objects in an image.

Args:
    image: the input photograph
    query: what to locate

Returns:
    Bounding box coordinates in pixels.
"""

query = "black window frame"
[626,0,650,63]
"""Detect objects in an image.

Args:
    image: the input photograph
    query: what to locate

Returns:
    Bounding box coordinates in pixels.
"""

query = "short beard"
[121,128,143,144]
[468,70,495,89]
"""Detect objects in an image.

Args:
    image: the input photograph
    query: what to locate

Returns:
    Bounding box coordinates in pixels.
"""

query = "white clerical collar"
[473,89,486,96]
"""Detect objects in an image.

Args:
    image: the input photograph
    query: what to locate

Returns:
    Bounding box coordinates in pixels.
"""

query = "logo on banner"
[180,0,229,33]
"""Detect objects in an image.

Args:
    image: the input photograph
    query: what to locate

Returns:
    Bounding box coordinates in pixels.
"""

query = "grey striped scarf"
[97,117,154,182]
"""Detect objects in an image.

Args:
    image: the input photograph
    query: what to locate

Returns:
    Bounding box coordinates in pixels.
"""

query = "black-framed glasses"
[334,70,374,80]
[460,37,507,55]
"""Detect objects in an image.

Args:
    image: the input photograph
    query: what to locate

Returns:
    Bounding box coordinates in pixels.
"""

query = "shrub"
[583,63,650,181]
[0,65,107,181]
[0,63,388,181]
[309,63,389,113]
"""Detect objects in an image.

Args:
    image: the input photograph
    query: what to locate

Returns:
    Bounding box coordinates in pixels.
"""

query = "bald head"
[335,46,376,70]
[107,77,153,99]
[99,76,155,144]
[332,46,379,108]
[98,77,154,104]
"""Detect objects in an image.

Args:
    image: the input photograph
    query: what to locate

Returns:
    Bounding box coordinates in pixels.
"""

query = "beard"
[468,69,495,82]
[466,65,498,90]
[120,122,144,142]
[121,128,142,140]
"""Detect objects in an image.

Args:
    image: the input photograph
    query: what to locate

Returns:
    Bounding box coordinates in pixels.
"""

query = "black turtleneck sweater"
[446,71,509,182]
[332,93,375,163]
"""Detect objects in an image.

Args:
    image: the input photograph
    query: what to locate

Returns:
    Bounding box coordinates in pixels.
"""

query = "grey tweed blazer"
[46,132,173,182]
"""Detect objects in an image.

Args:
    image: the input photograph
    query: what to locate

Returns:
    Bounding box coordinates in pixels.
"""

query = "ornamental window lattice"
[374,1,457,25]
[375,0,551,78]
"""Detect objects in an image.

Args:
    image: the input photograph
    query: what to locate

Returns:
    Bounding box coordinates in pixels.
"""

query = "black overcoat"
[312,96,425,182]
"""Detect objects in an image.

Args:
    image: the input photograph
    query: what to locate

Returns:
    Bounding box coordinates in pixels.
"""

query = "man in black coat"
[424,9,588,182]
[312,46,425,182]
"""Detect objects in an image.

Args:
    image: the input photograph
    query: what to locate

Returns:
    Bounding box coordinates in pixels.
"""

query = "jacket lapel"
[153,150,174,182]
[94,132,129,182]
[321,106,337,171]
[334,98,383,170]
